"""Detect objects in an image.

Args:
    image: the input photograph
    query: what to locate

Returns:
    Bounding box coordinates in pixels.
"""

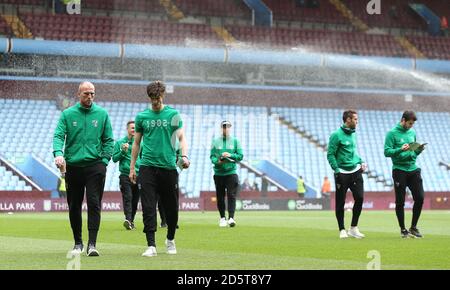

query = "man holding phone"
[384,111,426,238]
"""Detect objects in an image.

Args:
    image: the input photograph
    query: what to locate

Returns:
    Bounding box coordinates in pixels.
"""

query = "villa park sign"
[0,198,204,212]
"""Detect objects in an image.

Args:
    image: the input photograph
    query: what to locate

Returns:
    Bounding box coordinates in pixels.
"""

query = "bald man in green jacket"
[53,81,114,257]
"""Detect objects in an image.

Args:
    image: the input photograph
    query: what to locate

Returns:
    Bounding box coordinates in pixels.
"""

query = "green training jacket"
[112,135,141,176]
[327,125,364,173]
[384,123,423,172]
[210,136,243,176]
[53,102,114,167]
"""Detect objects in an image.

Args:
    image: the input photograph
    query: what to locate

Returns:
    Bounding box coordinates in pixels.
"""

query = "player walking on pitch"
[53,81,114,256]
[384,111,426,238]
[129,81,189,257]
[112,120,141,230]
[327,110,367,239]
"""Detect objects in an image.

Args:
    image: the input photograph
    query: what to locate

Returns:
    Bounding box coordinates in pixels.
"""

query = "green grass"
[1,210,450,270]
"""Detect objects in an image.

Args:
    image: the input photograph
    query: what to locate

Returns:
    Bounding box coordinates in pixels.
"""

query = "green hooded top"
[327,125,364,173]
[210,136,244,176]
[53,102,114,167]
[384,123,424,172]
[112,135,141,176]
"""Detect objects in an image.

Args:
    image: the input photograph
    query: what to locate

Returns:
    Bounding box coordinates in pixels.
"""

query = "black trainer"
[409,227,423,238]
[130,222,136,230]
[86,244,99,257]
[401,229,410,238]
[71,243,84,254]
[123,220,132,230]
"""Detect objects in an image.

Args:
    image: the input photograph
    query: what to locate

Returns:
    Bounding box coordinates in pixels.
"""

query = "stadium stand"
[0,1,445,59]
[272,107,450,192]
[227,25,408,57]
[173,0,251,19]
[1,98,448,196]
[0,165,31,191]
[15,13,434,58]
[0,0,45,5]
[20,13,222,45]
[84,0,166,14]
[99,102,271,197]
[0,16,13,37]
[406,35,450,60]
[0,1,449,196]
[263,0,349,24]
[341,0,425,30]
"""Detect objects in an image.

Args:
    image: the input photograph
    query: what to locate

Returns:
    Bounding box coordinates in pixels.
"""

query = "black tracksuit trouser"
[334,170,364,231]
[65,162,106,245]
[139,165,179,247]
[393,168,424,230]
[214,174,239,219]
[119,175,140,223]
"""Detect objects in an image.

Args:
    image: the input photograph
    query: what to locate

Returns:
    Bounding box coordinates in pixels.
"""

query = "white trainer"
[71,249,82,255]
[348,227,365,239]
[142,246,157,257]
[86,245,100,257]
[165,239,177,255]
[339,229,349,239]
[227,217,236,227]
[70,244,84,255]
[219,217,227,227]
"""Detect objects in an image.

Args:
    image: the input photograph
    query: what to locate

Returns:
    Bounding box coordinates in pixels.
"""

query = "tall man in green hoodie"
[384,111,425,238]
[210,121,244,228]
[53,81,114,256]
[327,110,367,239]
[112,120,141,231]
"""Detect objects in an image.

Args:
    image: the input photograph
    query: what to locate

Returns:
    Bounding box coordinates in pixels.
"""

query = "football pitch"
[1,211,450,270]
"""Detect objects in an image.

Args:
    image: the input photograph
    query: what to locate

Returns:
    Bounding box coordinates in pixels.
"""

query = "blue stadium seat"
[1,99,449,195]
